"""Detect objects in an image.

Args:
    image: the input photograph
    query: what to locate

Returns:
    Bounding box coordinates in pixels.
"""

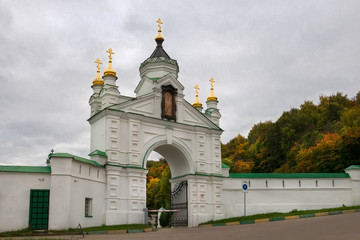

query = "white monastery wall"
[0,172,51,232]
[48,157,106,230]
[68,162,106,228]
[346,168,360,205]
[222,177,353,219]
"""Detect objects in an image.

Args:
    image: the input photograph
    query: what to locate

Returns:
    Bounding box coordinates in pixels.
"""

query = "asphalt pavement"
[5,212,360,240]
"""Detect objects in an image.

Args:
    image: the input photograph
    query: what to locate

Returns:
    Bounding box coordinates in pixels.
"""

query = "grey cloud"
[0,0,359,164]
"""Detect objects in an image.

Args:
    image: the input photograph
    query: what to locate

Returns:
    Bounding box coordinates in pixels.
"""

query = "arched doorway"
[144,142,194,227]
[143,141,194,178]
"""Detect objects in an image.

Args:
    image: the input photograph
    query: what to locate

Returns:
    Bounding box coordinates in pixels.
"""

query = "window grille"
[85,198,93,217]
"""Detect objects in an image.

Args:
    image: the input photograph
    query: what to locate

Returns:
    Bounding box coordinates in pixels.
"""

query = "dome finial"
[193,84,202,107]
[207,77,218,101]
[92,58,104,85]
[155,18,165,41]
[104,48,116,76]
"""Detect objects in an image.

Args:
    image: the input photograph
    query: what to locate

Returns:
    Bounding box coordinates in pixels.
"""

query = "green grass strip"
[81,224,150,232]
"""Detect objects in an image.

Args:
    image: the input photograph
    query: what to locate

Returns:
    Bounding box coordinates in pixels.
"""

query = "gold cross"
[106,48,114,61]
[194,84,200,95]
[156,18,163,31]
[94,58,102,72]
[209,77,215,88]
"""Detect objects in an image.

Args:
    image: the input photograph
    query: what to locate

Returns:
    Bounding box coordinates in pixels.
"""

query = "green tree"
[341,106,360,132]
[319,92,351,132]
[156,165,171,209]
[248,121,273,144]
[146,160,172,210]
[221,157,233,170]
[340,127,360,167]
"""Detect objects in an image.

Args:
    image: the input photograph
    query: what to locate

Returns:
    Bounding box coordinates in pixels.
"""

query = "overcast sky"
[0,0,359,166]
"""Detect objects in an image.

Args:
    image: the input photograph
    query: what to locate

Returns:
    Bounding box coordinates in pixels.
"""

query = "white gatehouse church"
[1,20,360,232]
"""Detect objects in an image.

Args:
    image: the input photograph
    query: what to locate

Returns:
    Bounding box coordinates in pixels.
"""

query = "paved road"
[8,213,360,240]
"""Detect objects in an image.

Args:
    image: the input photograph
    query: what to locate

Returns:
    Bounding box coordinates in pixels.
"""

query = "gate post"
[185,175,224,227]
[143,208,148,224]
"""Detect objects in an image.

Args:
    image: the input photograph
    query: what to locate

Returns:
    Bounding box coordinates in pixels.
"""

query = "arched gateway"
[88,20,224,227]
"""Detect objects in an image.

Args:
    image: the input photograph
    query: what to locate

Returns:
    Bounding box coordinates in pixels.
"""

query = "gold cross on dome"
[156,18,163,31]
[106,48,114,61]
[209,77,215,88]
[194,84,200,95]
[94,58,102,72]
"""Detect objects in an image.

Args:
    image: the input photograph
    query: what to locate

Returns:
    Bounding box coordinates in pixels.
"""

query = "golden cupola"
[207,77,218,101]
[103,48,116,76]
[155,18,164,42]
[149,18,171,59]
[193,84,202,108]
[92,58,104,85]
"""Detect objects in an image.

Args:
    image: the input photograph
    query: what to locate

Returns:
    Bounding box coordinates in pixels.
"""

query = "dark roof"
[149,39,171,59]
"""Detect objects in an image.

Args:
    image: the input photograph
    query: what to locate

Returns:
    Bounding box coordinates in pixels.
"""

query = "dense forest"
[222,92,360,173]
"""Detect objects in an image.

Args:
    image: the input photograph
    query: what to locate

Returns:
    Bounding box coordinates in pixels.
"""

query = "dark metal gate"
[29,189,50,230]
[171,181,188,227]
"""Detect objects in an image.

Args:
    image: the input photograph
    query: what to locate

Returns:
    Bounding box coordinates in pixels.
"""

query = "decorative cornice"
[139,57,179,71]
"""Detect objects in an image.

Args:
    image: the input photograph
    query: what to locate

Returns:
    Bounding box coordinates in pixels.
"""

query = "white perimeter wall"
[68,161,106,228]
[49,158,106,230]
[222,177,353,219]
[0,172,51,232]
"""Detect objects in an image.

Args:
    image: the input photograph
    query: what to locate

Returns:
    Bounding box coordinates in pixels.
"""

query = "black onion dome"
[150,38,171,59]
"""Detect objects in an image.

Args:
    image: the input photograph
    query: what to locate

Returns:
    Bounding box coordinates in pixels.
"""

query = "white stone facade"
[86,37,225,227]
